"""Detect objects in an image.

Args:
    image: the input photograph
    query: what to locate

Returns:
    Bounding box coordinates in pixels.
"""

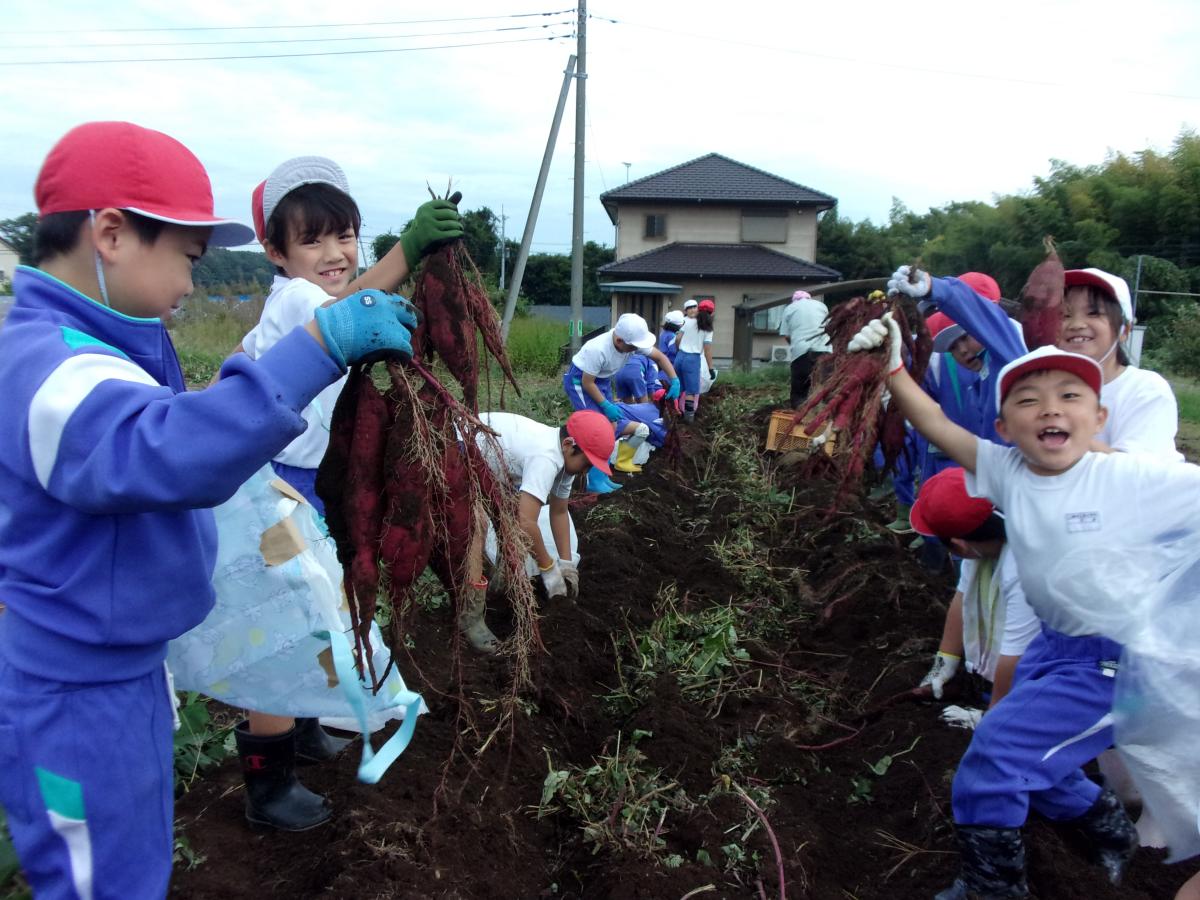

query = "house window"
[644,214,667,238]
[741,209,788,243]
[752,307,786,332]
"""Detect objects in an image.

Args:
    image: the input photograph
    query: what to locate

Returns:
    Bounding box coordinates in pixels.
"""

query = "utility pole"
[623,162,631,183]
[569,0,587,352]
[498,205,507,293]
[1132,253,1144,319]
[500,55,578,341]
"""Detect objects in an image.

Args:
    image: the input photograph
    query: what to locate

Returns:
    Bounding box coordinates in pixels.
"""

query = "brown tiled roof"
[599,243,841,282]
[600,153,836,223]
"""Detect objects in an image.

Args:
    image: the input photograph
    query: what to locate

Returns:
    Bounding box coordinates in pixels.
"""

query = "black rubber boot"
[934,825,1029,899]
[1073,788,1138,884]
[293,716,352,764]
[235,721,332,832]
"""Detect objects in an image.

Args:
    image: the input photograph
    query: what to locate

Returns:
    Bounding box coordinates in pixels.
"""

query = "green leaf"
[540,770,570,807]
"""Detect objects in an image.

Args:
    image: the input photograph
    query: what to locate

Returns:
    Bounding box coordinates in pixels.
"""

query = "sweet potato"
[792,293,929,508]
[410,237,520,412]
[1020,237,1065,349]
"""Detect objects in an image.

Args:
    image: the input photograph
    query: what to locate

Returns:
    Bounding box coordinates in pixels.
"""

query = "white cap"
[1064,269,1133,323]
[683,299,698,310]
[664,310,686,327]
[614,313,656,349]
[261,156,351,234]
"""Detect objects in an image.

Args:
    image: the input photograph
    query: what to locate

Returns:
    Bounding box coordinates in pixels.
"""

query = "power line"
[1,21,570,51]
[588,12,1200,103]
[0,33,571,66]
[5,9,576,35]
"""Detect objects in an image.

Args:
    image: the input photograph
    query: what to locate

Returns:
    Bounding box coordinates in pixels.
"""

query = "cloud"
[2,0,1197,258]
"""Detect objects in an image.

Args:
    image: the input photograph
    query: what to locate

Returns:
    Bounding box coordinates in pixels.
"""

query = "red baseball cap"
[996,345,1103,409]
[698,299,716,313]
[566,410,615,476]
[910,468,994,539]
[251,180,267,244]
[35,121,254,248]
[958,272,1001,302]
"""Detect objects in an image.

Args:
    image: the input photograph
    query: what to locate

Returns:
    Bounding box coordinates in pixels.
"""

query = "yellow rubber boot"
[614,441,642,474]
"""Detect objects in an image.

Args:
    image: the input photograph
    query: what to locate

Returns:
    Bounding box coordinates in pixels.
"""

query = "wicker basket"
[765,410,837,456]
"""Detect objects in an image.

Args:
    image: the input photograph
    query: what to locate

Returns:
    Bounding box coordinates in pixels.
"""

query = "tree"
[460,207,499,275]
[192,248,275,292]
[0,213,37,265]
[372,232,401,265]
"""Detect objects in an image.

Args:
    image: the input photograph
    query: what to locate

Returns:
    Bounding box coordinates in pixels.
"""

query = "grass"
[1170,377,1200,424]
[504,316,569,377]
[537,730,695,859]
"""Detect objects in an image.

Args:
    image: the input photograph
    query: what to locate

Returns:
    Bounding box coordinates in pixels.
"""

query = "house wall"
[608,278,802,363]
[615,204,818,262]
[0,244,18,286]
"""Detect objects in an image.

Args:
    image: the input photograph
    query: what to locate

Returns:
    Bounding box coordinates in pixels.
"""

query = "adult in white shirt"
[778,290,830,408]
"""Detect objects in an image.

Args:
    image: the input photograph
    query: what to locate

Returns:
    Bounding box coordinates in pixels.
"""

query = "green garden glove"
[399,197,464,267]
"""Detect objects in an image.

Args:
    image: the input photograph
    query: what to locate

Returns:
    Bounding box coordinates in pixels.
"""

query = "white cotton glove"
[886,264,932,299]
[559,559,580,599]
[847,318,888,352]
[940,705,984,730]
[919,650,961,699]
[847,312,904,373]
[540,563,568,600]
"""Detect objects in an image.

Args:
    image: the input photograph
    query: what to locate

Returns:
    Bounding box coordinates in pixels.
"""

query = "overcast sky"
[2,0,1198,259]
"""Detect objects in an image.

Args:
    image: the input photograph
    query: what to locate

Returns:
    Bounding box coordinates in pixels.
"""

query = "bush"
[1142,302,1200,378]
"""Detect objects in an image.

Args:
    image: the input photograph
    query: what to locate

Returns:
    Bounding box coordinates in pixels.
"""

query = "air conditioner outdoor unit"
[770,345,790,363]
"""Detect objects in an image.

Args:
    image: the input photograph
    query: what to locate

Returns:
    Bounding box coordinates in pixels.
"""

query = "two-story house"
[597,153,841,364]
[0,238,19,289]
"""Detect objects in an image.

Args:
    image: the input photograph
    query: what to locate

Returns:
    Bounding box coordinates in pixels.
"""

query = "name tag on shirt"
[1065,512,1101,533]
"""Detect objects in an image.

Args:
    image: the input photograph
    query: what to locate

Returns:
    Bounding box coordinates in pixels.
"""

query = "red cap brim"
[584,446,612,476]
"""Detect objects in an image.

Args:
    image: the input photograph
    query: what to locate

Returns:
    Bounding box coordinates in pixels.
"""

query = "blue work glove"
[314,289,419,369]
[665,377,681,400]
[399,196,464,266]
[599,400,623,423]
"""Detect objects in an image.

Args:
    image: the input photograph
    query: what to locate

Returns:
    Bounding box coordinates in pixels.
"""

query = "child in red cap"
[853,315,1200,897]
[232,156,462,832]
[0,122,422,896]
[911,467,1040,721]
[674,298,716,422]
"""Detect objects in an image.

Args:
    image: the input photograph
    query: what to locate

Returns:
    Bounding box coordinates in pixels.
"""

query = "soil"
[170,387,1200,899]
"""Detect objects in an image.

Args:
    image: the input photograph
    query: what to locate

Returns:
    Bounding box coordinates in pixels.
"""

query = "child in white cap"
[563,312,680,492]
[232,157,463,831]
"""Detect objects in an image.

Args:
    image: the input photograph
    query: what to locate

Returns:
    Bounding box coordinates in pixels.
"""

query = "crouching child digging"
[851,312,1200,898]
